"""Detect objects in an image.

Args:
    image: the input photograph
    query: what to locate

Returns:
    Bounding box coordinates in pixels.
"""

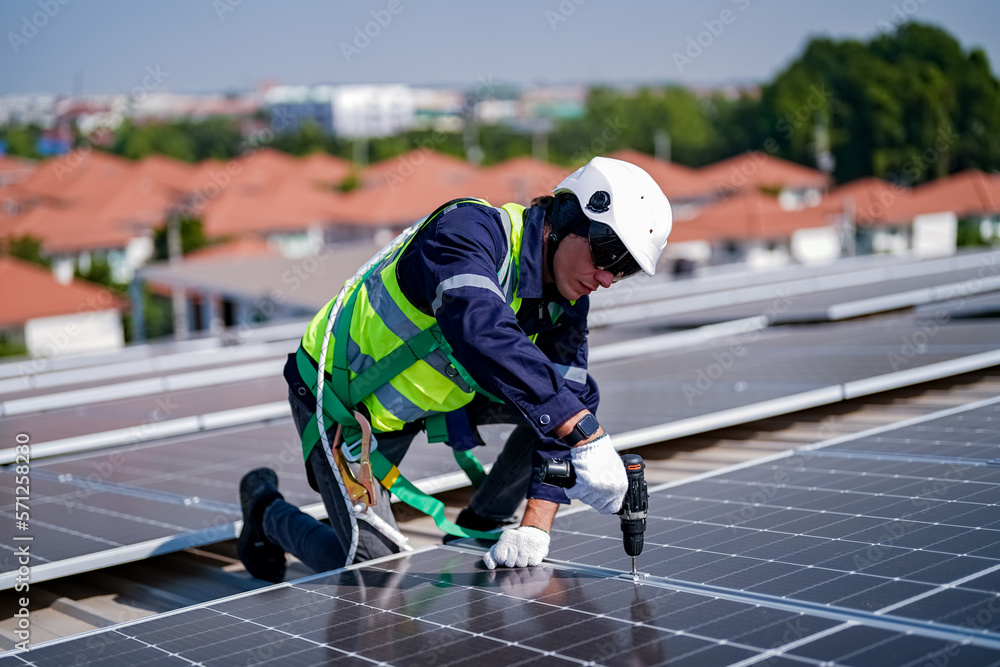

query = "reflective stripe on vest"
[301,200,527,435]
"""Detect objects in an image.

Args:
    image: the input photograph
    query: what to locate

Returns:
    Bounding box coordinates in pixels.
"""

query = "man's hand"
[564,434,627,514]
[483,526,550,569]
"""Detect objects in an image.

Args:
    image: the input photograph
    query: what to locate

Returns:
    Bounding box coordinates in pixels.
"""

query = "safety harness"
[294,199,511,554]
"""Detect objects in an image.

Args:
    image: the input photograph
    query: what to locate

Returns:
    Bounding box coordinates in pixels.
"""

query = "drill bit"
[631,556,637,578]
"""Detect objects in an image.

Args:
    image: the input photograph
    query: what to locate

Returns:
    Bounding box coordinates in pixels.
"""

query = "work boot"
[237,468,286,582]
[443,507,512,544]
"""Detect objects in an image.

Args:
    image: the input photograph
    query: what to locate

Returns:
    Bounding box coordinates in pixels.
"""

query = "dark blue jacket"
[397,202,599,503]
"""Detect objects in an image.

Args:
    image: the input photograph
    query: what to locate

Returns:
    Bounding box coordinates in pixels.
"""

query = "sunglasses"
[588,220,643,282]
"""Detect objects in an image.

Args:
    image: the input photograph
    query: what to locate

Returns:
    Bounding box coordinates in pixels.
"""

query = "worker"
[237,156,672,581]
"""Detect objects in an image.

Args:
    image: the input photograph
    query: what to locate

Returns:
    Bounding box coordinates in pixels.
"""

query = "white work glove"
[564,434,628,514]
[483,526,550,569]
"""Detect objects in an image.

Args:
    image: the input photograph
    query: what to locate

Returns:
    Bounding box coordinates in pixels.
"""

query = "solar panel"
[544,397,1000,644]
[0,421,512,587]
[0,423,319,584]
[596,249,1000,328]
[648,258,1000,327]
[4,545,999,666]
[0,374,287,443]
[2,313,998,588]
[5,398,1000,663]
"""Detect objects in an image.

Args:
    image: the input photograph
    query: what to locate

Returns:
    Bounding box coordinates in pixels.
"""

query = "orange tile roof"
[130,154,197,194]
[300,152,353,188]
[698,151,831,193]
[0,155,37,184]
[826,178,913,227]
[3,153,192,252]
[608,149,712,200]
[200,174,350,237]
[0,256,123,328]
[0,183,34,218]
[470,156,573,205]
[20,150,134,204]
[674,190,834,243]
[338,150,481,226]
[183,158,230,196]
[895,169,1000,220]
[8,202,142,253]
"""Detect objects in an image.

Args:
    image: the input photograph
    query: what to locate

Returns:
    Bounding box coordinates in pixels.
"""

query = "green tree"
[152,217,213,260]
[764,22,1000,184]
[5,235,50,267]
[0,123,44,159]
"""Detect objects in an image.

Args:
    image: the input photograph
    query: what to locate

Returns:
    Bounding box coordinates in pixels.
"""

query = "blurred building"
[0,256,125,357]
[0,94,59,127]
[264,84,414,138]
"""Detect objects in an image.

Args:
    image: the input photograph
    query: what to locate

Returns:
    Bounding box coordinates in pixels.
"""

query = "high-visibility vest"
[298,198,527,452]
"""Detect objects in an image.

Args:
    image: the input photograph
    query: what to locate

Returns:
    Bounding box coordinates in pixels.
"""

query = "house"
[673,189,841,268]
[469,156,572,206]
[895,170,1000,257]
[0,256,124,357]
[697,151,831,209]
[335,150,480,239]
[6,153,193,282]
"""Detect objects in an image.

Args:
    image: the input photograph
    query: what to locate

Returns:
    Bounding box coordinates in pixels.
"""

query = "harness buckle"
[353,410,378,509]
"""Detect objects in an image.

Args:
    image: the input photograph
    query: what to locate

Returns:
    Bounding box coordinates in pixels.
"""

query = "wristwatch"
[561,413,601,446]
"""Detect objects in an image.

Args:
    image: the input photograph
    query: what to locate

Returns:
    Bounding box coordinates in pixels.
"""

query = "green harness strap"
[296,247,494,540]
[298,407,497,541]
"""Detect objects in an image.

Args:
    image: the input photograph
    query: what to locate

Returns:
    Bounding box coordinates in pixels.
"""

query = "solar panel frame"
[541,396,1000,644]
[3,317,999,588]
[4,545,999,666]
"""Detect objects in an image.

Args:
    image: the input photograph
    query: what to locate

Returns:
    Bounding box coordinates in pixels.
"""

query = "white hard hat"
[553,156,672,277]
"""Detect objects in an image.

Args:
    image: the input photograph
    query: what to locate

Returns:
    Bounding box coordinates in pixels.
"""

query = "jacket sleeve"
[399,204,589,441]
[524,300,599,502]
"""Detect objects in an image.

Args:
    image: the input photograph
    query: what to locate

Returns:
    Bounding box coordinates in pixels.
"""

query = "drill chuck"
[537,457,576,488]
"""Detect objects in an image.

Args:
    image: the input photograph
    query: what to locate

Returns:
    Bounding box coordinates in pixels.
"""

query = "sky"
[1,0,998,96]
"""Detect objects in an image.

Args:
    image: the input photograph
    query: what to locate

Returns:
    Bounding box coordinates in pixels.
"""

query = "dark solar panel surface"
[658,262,1000,327]
[5,546,999,666]
[547,402,1000,642]
[920,290,1000,319]
[596,315,1000,433]
[0,351,288,402]
[0,376,287,443]
[4,398,1000,662]
[0,422,508,579]
[3,313,998,587]
[823,401,1000,462]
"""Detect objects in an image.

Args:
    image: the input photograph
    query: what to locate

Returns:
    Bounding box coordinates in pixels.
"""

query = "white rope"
[354,505,413,551]
[314,221,424,565]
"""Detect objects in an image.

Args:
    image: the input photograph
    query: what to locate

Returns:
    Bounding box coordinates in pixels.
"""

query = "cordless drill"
[538,453,648,577]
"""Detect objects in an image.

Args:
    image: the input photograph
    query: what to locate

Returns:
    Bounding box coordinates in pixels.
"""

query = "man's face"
[552,233,616,301]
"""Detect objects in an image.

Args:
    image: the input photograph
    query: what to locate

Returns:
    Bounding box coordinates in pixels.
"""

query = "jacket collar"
[516,205,545,300]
